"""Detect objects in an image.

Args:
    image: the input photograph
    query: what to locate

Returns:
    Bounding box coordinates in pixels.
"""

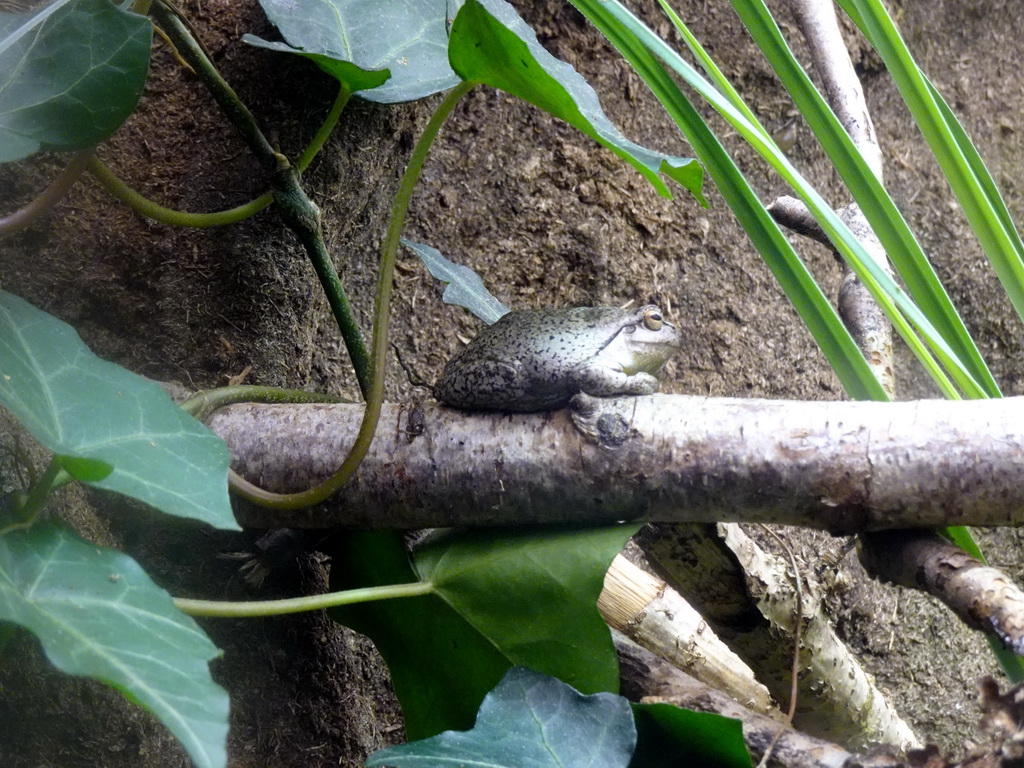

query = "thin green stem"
[271,170,373,395]
[174,580,434,617]
[0,456,62,535]
[88,157,273,228]
[181,384,350,419]
[0,151,92,239]
[88,84,350,227]
[228,82,475,509]
[296,83,352,173]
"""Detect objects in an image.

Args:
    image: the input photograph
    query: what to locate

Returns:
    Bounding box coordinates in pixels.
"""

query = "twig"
[0,150,92,238]
[616,632,868,768]
[639,522,919,751]
[860,530,1024,655]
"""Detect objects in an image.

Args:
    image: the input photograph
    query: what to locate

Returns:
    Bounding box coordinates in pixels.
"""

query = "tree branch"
[209,395,1024,531]
[615,632,869,768]
[859,529,1024,655]
[638,523,919,750]
[599,554,779,717]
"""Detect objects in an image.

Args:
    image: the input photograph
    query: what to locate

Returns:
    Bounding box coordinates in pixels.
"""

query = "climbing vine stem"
[223,80,476,509]
[149,0,372,393]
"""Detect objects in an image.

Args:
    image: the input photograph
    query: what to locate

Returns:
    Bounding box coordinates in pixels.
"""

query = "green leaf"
[57,455,113,483]
[244,0,458,102]
[241,38,391,94]
[0,0,152,162]
[630,703,751,768]
[571,0,990,399]
[0,291,237,530]
[837,0,1024,347]
[329,531,512,740]
[366,667,636,768]
[723,0,999,398]
[0,523,229,768]
[401,238,510,324]
[448,0,705,203]
[329,525,637,739]
[416,525,639,696]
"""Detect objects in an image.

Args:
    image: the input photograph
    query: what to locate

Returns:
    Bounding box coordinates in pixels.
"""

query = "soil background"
[2,0,1024,765]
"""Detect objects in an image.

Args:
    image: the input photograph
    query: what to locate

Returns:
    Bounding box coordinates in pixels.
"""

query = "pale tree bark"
[598,554,779,718]
[615,633,899,768]
[637,523,920,750]
[211,396,1024,531]
[860,530,1024,655]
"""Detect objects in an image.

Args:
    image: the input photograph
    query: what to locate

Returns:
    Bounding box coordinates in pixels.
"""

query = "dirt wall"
[1,0,1023,764]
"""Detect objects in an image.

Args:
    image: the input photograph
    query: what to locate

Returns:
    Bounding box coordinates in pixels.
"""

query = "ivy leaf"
[329,525,638,739]
[329,531,513,740]
[366,667,636,768]
[0,291,236,530]
[0,523,229,768]
[630,703,751,768]
[401,238,510,324]
[0,0,152,162]
[448,0,705,203]
[244,0,458,102]
[415,525,639,696]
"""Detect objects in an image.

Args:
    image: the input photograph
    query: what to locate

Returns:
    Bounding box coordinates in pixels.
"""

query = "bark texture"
[212,396,1024,531]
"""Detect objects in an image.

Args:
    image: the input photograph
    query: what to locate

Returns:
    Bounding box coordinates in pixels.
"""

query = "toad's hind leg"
[435,358,527,409]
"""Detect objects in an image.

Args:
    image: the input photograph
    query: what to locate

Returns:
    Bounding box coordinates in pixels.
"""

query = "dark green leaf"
[0,291,236,530]
[448,0,704,203]
[244,0,458,102]
[0,523,228,768]
[401,238,510,324]
[329,531,512,739]
[0,0,152,162]
[241,38,391,95]
[415,524,640,696]
[630,703,751,768]
[329,525,637,739]
[366,667,636,768]
[57,455,113,482]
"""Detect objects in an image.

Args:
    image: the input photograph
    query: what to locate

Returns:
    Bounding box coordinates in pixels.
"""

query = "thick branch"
[770,0,893,394]
[209,396,1024,531]
[599,555,779,717]
[784,0,881,176]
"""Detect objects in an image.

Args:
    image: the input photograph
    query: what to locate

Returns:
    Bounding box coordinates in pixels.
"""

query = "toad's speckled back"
[435,306,681,412]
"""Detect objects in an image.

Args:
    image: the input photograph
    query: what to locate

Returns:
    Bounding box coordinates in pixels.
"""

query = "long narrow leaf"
[714,0,1021,679]
[927,83,1024,265]
[571,0,979,398]
[723,0,1000,398]
[568,0,885,400]
[656,0,769,146]
[838,0,1024,337]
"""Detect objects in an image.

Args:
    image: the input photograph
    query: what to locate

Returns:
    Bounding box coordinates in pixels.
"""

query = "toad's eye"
[642,308,664,331]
